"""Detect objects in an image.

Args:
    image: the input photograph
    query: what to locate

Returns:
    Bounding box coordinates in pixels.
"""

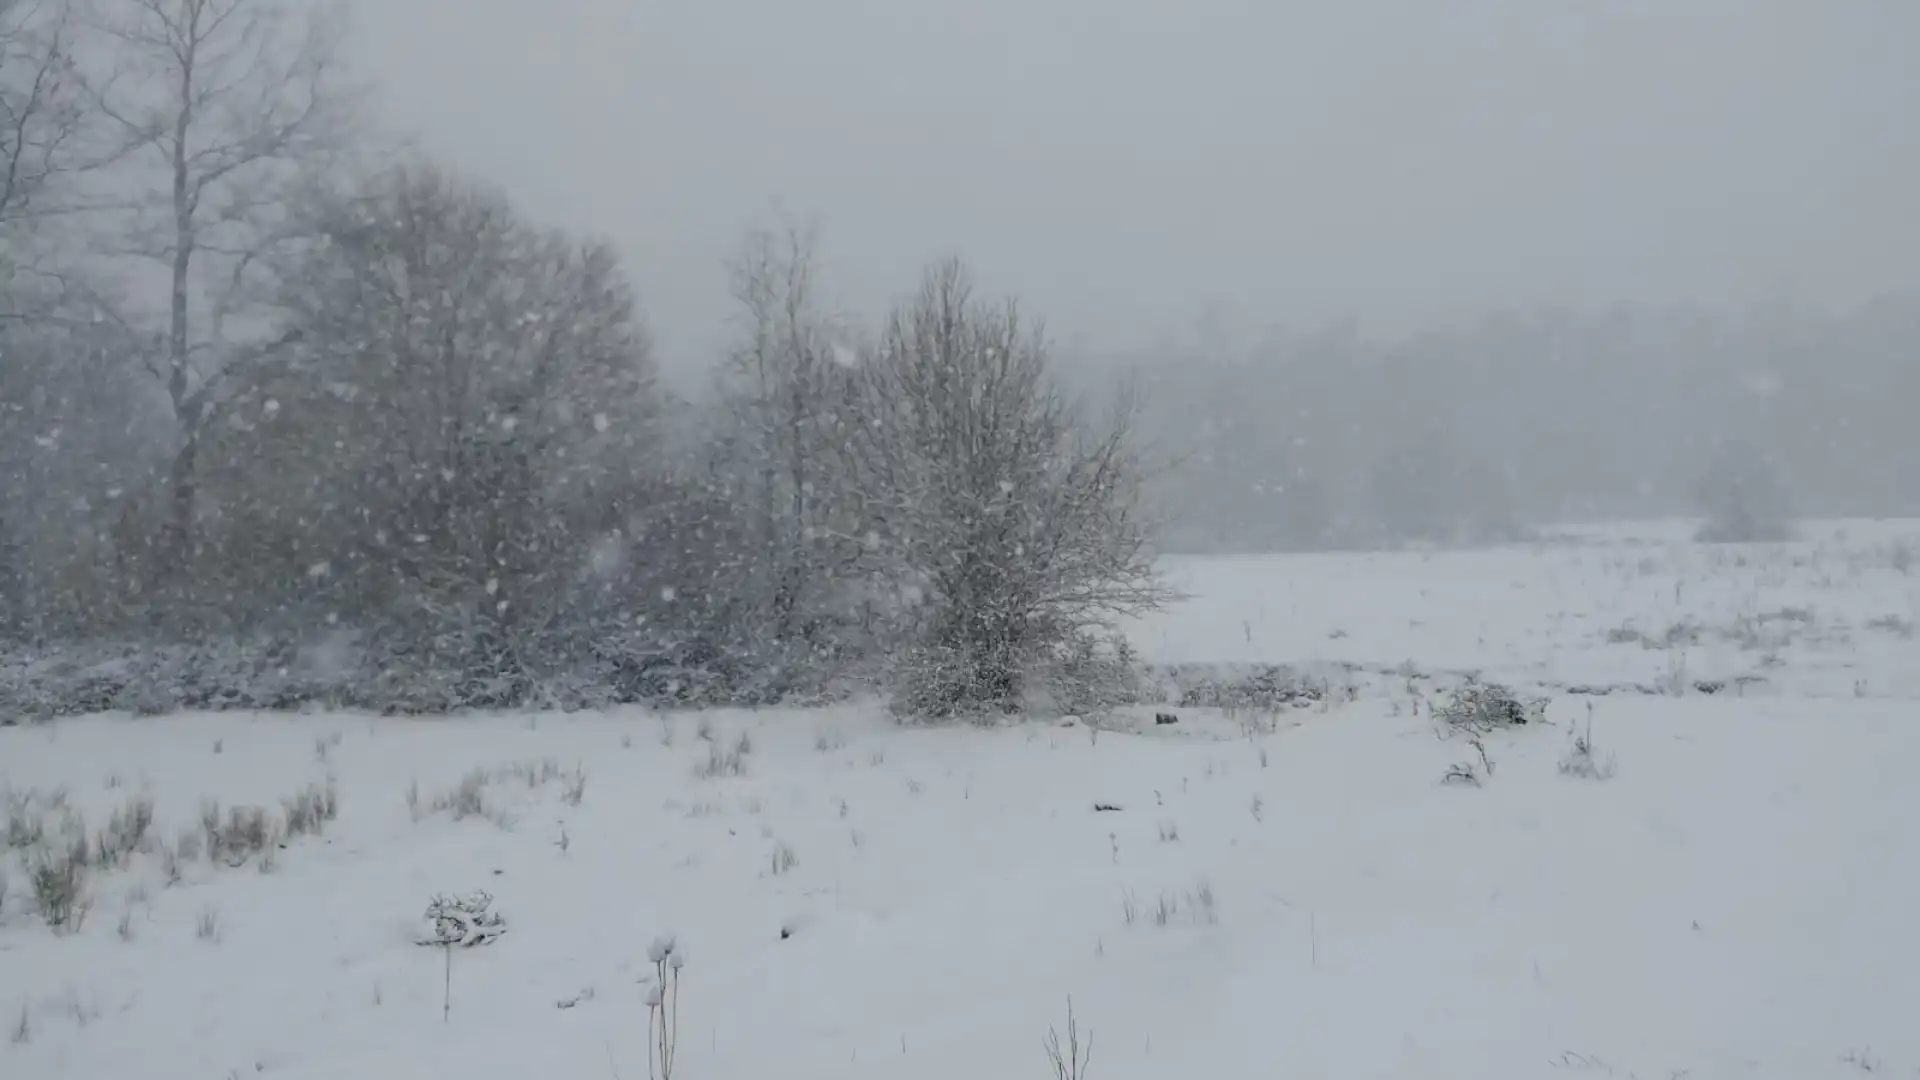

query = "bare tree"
[77,0,351,560]
[714,223,867,640]
[0,0,85,234]
[203,164,657,673]
[848,259,1168,718]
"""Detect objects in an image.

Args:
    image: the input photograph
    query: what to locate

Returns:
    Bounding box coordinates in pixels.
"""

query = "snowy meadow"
[3,522,1918,1080]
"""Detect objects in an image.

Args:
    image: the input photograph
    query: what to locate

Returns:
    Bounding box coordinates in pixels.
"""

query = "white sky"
[348,0,1920,372]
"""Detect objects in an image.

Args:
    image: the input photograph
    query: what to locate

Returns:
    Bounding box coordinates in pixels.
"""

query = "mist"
[3,0,1918,702]
[349,0,1920,370]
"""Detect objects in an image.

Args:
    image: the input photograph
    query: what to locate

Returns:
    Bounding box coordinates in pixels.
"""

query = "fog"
[2,0,1918,709]
[350,0,1920,369]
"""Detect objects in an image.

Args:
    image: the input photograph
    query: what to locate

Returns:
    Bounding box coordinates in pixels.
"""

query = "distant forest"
[1097,299,1920,551]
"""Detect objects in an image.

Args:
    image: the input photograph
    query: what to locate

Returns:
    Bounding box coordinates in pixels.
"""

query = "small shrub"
[1161,663,1326,714]
[1559,722,1617,781]
[771,842,797,875]
[1044,997,1093,1080]
[435,770,492,821]
[1867,615,1915,639]
[29,828,91,931]
[418,891,509,1024]
[1192,878,1218,925]
[1436,683,1541,736]
[560,766,587,807]
[1042,632,1144,719]
[4,790,46,851]
[283,779,339,838]
[196,905,221,942]
[696,735,750,779]
[204,805,274,865]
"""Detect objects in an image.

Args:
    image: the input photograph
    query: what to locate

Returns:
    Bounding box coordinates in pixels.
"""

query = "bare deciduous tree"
[77,0,352,559]
[0,0,85,234]
[848,259,1168,718]
[205,164,656,673]
[714,223,867,640]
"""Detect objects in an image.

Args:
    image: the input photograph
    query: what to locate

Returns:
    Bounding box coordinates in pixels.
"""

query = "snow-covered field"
[5,522,1919,1079]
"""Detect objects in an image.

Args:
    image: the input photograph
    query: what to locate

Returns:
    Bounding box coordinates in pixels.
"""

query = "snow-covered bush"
[1559,721,1617,780]
[95,792,155,868]
[282,780,339,838]
[847,262,1169,719]
[1435,683,1544,736]
[200,803,276,866]
[28,820,90,931]
[419,891,508,949]
[1037,632,1146,719]
[1156,663,1327,713]
[419,891,507,1023]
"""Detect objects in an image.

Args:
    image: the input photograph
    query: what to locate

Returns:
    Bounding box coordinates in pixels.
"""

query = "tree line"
[1110,300,1918,552]
[0,0,1164,717]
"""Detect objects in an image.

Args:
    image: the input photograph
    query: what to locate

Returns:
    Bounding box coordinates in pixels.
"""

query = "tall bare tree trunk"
[165,32,198,561]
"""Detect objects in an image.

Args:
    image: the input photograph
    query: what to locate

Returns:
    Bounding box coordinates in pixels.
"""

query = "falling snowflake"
[593,412,610,433]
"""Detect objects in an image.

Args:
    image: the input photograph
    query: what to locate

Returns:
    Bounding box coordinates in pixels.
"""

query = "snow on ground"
[3,522,1919,1079]
[1138,519,1920,698]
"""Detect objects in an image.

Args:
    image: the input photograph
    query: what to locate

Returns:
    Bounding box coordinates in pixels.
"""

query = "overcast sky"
[348,0,1920,373]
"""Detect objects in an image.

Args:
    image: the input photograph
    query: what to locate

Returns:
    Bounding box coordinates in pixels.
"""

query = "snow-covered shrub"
[4,788,54,852]
[419,891,507,1023]
[432,770,493,822]
[1559,722,1617,780]
[95,792,154,867]
[1157,663,1327,713]
[28,821,90,930]
[1436,683,1542,736]
[695,732,752,779]
[282,780,339,838]
[1038,632,1145,719]
[200,803,275,866]
[889,641,1020,723]
[845,262,1169,720]
[419,891,507,949]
